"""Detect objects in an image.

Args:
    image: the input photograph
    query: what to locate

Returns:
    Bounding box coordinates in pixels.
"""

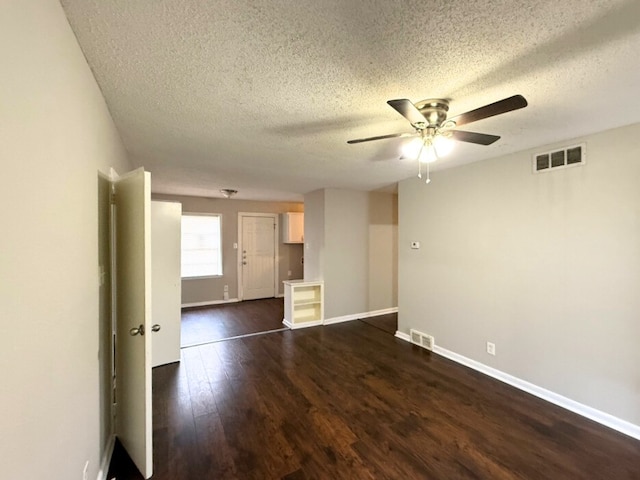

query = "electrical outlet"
[223,284,229,292]
[83,461,89,480]
[486,342,496,356]
[287,270,292,277]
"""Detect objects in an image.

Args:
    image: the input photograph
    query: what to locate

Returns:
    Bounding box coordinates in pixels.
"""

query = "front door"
[113,168,153,478]
[240,214,277,300]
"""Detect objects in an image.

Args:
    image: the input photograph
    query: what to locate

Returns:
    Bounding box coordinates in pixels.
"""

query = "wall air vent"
[533,143,586,173]
[409,329,434,351]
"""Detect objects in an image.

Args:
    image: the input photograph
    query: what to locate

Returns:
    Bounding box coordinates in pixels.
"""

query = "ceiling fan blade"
[387,99,427,125]
[451,130,501,145]
[449,95,528,127]
[347,132,416,144]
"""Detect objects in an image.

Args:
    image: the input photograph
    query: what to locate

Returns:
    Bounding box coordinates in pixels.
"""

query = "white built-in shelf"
[283,280,323,329]
[293,300,320,307]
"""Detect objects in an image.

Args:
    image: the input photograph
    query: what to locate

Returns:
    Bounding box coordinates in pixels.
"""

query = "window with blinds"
[181,214,222,278]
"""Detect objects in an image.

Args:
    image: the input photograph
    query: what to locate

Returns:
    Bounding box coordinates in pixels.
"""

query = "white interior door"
[114,168,153,478]
[240,214,277,300]
[151,201,182,367]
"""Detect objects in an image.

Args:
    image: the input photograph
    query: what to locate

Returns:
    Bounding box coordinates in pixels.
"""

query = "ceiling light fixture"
[412,125,455,184]
[351,95,528,185]
[220,189,238,198]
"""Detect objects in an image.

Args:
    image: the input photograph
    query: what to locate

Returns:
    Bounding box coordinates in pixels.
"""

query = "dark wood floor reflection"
[181,297,285,346]
[358,313,397,335]
[112,320,640,479]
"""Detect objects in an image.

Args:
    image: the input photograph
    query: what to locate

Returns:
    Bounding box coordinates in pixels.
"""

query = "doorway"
[238,213,278,301]
[179,212,285,347]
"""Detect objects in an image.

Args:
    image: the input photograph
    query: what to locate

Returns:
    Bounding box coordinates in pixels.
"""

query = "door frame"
[237,212,279,301]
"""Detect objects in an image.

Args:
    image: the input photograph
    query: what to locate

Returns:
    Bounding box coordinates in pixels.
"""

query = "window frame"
[180,212,223,279]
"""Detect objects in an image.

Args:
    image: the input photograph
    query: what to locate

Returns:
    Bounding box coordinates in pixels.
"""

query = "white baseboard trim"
[276,293,285,298]
[394,332,640,441]
[96,434,115,480]
[181,298,239,308]
[360,307,398,318]
[395,330,411,342]
[282,319,324,330]
[324,307,398,325]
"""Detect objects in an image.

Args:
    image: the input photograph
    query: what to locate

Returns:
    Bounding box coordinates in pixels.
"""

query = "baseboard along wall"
[394,331,640,442]
[181,298,239,308]
[282,319,324,330]
[323,307,398,325]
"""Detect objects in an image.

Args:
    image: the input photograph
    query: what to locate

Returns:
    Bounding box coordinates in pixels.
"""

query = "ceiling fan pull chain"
[426,161,431,184]
[417,141,425,179]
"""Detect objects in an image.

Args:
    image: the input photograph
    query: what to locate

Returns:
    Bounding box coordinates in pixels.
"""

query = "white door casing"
[151,201,182,367]
[114,168,153,479]
[238,213,278,300]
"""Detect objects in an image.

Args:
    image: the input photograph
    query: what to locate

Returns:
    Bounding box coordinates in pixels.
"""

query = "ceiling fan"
[347,94,528,181]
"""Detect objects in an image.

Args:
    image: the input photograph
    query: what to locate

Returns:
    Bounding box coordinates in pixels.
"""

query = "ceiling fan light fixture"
[419,143,438,163]
[433,134,454,157]
[220,188,238,198]
[402,137,424,158]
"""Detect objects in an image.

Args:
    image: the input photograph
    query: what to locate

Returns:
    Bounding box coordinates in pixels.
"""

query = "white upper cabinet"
[281,212,304,244]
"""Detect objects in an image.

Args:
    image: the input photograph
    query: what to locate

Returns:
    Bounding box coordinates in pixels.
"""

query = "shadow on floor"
[107,439,143,480]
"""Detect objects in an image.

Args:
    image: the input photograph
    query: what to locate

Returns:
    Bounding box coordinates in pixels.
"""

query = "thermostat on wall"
[411,241,420,249]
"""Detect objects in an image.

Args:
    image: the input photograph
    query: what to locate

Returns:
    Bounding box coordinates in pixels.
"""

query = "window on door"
[181,214,222,278]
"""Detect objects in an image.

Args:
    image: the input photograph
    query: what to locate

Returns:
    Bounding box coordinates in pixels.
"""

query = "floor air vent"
[533,143,586,173]
[410,329,434,351]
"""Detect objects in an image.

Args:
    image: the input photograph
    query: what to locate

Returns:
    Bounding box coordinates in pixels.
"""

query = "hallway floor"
[181,298,285,347]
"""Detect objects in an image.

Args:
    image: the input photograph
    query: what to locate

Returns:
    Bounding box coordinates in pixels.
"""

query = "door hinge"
[110,191,116,205]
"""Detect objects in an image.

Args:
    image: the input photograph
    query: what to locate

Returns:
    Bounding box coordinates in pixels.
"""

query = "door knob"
[151,324,161,332]
[129,324,145,336]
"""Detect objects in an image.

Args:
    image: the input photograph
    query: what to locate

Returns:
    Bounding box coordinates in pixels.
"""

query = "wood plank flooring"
[181,298,285,346]
[111,320,640,479]
[358,313,397,335]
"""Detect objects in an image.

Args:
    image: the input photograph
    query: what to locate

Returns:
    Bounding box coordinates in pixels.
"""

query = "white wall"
[324,189,370,319]
[303,189,325,282]
[368,192,398,311]
[304,189,398,320]
[398,123,640,427]
[0,1,131,479]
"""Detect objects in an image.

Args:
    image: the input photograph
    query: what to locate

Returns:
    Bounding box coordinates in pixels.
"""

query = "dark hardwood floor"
[181,298,285,346]
[358,313,397,335]
[110,319,640,479]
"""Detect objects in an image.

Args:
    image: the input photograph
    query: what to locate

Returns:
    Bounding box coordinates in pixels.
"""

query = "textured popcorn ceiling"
[61,0,640,201]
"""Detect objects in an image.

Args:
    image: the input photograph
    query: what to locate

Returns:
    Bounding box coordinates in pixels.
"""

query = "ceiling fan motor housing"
[414,99,450,127]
